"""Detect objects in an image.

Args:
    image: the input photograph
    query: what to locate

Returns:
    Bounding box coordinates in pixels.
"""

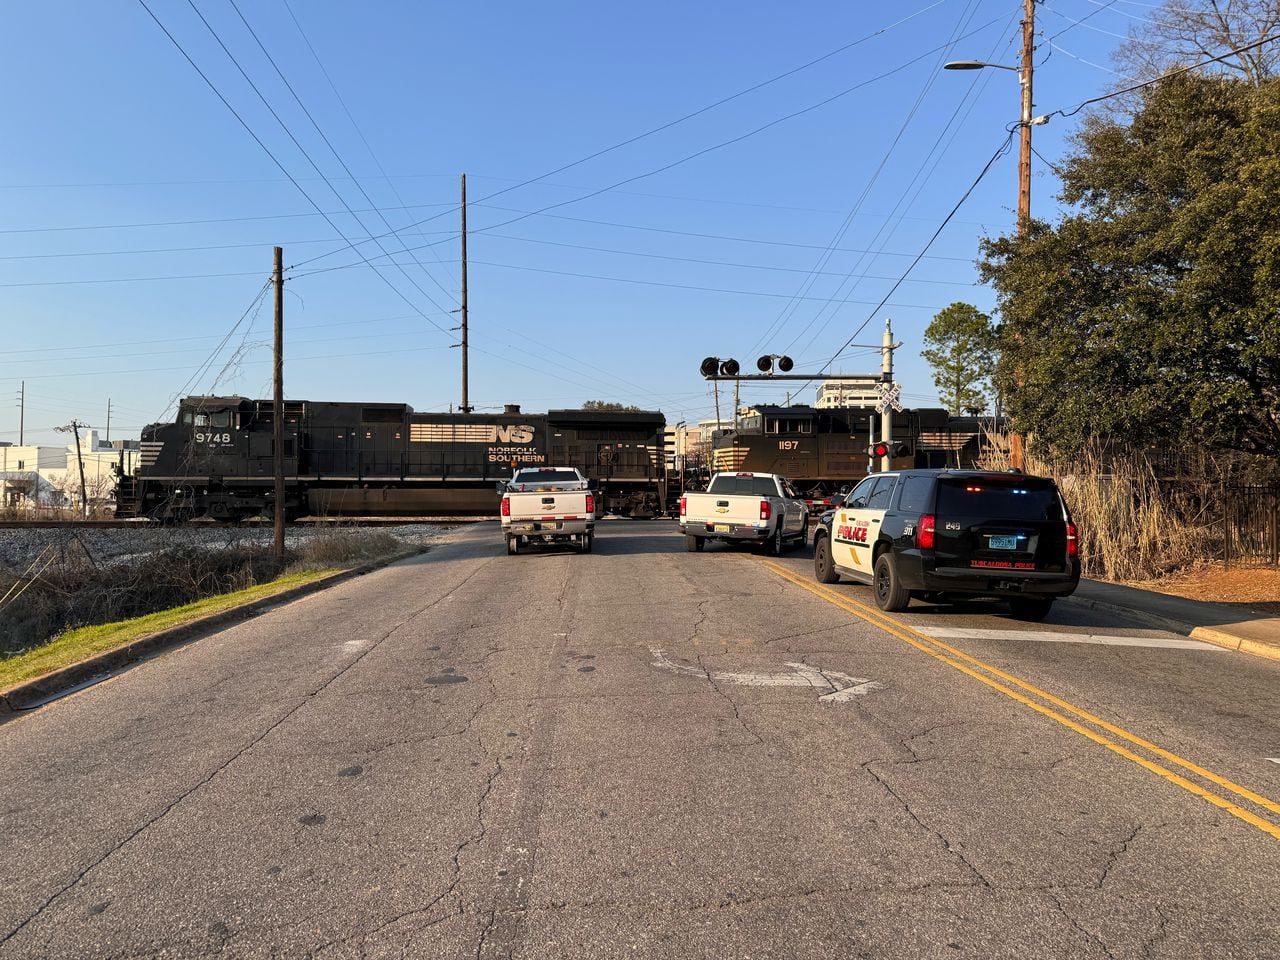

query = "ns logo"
[494,424,535,444]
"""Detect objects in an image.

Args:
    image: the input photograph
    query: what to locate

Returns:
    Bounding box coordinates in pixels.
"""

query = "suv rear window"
[936,477,1063,522]
[708,475,779,497]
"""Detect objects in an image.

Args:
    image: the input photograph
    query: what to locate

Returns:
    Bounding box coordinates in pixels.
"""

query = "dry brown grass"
[291,529,403,568]
[979,437,1208,582]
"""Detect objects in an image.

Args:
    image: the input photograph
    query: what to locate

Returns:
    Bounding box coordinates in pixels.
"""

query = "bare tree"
[1115,0,1280,86]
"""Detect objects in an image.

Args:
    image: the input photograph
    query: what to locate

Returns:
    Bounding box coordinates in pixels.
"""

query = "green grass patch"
[0,568,339,693]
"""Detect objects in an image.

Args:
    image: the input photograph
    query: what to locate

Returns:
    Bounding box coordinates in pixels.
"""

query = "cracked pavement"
[2,523,1279,958]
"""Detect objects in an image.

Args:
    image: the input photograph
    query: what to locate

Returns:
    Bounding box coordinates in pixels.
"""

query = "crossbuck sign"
[874,381,903,414]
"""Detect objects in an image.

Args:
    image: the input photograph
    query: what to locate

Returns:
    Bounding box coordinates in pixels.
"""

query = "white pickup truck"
[499,467,597,554]
[679,472,809,554]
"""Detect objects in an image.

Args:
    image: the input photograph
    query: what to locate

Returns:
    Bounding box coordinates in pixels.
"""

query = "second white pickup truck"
[500,467,597,554]
[679,472,809,554]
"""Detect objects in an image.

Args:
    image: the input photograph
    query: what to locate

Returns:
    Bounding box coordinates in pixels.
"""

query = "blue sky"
[1,0,1142,445]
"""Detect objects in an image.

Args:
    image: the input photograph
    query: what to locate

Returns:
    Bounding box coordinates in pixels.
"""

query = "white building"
[0,431,138,512]
[815,379,881,410]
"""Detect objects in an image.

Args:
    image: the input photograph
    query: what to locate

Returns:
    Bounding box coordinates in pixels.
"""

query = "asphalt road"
[3,521,1279,959]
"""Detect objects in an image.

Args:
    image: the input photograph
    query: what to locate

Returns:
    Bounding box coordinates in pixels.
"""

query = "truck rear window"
[515,469,580,484]
[708,476,779,497]
[936,478,1063,522]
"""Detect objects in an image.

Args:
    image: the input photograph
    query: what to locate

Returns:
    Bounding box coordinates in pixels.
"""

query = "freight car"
[115,396,667,521]
[707,405,995,501]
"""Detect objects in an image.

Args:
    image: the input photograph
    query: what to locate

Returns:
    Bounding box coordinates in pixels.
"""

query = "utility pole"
[460,173,472,414]
[732,378,741,430]
[105,398,112,446]
[55,420,90,517]
[1018,0,1035,235]
[273,246,285,565]
[712,380,722,427]
[18,381,24,446]
[880,318,895,472]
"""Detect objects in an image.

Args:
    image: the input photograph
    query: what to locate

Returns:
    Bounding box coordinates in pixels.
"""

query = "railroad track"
[0,517,491,530]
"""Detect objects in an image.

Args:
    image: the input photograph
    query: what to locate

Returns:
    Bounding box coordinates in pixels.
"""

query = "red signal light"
[916,514,936,550]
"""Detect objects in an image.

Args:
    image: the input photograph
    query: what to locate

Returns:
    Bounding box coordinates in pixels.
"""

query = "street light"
[944,58,1034,233]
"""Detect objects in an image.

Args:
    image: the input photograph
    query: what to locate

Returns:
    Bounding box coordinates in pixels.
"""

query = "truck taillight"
[916,514,935,550]
[679,496,686,517]
[501,496,510,517]
[760,499,771,521]
[585,494,595,514]
[1066,521,1078,558]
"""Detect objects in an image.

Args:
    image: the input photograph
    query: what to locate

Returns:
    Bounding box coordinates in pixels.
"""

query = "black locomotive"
[115,396,667,521]
[707,405,995,498]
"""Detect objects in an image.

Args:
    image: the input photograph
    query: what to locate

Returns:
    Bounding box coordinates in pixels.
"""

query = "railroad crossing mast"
[877,319,904,472]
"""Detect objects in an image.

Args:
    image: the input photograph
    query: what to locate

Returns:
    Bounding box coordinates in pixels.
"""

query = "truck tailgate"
[683,493,763,526]
[507,491,591,520]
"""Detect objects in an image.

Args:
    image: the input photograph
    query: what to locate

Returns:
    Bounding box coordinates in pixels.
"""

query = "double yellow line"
[757,557,1280,843]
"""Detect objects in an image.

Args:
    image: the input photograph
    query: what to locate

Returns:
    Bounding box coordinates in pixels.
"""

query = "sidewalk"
[1067,580,1280,662]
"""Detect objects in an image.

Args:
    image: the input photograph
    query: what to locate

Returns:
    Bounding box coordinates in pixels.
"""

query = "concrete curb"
[1063,592,1280,663]
[0,546,429,720]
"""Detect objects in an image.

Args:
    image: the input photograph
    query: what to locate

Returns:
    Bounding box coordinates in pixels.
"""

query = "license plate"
[539,521,560,531]
[714,524,730,533]
[988,535,1018,550]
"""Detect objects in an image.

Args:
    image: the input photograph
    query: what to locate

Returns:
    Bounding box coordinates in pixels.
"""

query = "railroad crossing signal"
[867,441,910,458]
[874,381,903,413]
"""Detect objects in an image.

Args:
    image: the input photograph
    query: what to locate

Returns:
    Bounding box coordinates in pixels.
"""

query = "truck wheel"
[506,537,519,556]
[814,535,839,584]
[873,553,910,612]
[583,532,593,553]
[686,534,704,552]
[768,527,785,556]
[1009,597,1053,621]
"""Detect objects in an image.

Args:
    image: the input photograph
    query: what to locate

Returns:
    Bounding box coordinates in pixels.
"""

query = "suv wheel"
[1009,597,1053,621]
[814,534,839,584]
[873,553,910,612]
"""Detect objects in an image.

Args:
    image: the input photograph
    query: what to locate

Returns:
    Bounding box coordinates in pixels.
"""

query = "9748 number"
[195,432,232,443]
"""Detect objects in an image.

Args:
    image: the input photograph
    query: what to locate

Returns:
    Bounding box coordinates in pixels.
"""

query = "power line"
[1044,0,1124,42]
[781,10,1018,361]
[477,233,980,286]
[290,12,1010,272]
[136,0,457,339]
[786,129,1017,400]
[747,0,989,358]
[281,0,460,292]
[227,0,457,307]
[1048,32,1280,118]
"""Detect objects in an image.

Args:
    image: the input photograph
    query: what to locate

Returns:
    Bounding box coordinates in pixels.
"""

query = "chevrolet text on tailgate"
[679,472,809,555]
[812,469,1081,619]
[500,467,597,554]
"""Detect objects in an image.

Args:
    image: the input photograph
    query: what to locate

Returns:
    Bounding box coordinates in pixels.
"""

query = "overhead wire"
[778,8,1016,362]
[1047,32,1280,118]
[227,0,458,306]
[744,0,988,360]
[281,0,460,292]
[289,12,1010,273]
[135,0,457,340]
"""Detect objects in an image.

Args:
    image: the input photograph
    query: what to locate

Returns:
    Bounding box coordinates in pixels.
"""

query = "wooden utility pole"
[105,398,112,446]
[54,420,90,517]
[18,381,24,446]
[273,246,285,564]
[460,173,472,414]
[1018,0,1035,234]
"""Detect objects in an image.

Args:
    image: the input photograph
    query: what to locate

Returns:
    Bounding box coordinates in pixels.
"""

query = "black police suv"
[812,469,1080,620]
